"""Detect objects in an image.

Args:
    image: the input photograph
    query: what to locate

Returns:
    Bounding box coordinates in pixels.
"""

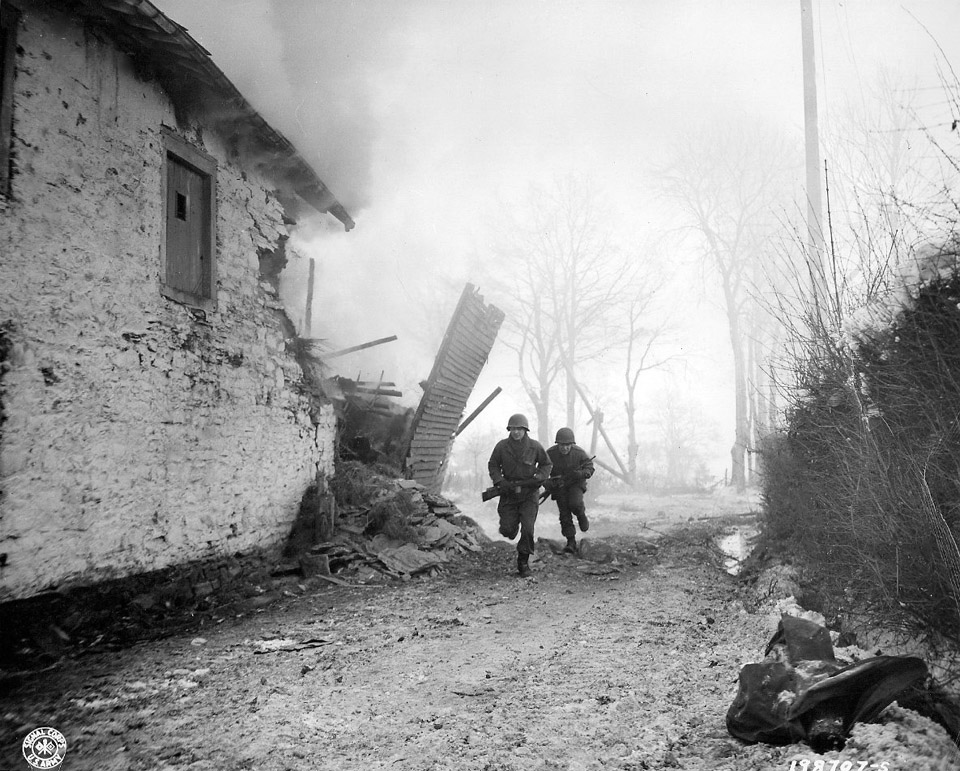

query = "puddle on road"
[716,525,758,575]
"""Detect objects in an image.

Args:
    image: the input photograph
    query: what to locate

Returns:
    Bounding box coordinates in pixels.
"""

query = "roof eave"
[68,0,354,230]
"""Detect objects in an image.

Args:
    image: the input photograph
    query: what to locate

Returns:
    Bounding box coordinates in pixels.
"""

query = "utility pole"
[800,0,826,298]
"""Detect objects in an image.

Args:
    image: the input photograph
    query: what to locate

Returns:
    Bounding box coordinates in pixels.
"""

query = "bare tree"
[638,380,718,490]
[494,238,562,444]
[622,274,673,483]
[659,123,798,491]
[490,175,637,443]
[758,66,960,438]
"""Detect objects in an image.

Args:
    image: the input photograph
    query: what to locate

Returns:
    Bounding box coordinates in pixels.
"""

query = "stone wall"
[0,1,338,601]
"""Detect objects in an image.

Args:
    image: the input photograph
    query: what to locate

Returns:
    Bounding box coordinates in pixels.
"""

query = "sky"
[152,0,960,480]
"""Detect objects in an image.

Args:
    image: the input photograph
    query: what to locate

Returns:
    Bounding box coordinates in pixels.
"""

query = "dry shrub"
[329,460,421,543]
[364,491,419,541]
[756,432,811,546]
[763,271,960,665]
[330,459,384,507]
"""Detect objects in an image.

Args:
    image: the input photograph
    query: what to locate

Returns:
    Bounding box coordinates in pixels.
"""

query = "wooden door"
[165,157,208,297]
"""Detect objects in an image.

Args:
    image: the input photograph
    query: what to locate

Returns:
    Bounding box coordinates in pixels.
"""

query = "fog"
[153,0,960,480]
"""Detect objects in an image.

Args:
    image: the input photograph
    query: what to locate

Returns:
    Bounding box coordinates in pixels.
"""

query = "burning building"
[0,0,354,602]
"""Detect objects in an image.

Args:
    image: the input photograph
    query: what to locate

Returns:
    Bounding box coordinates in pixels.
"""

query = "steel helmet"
[555,427,575,444]
[506,413,530,431]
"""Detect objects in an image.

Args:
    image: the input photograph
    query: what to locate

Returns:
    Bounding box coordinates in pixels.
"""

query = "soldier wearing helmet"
[487,412,552,578]
[546,427,595,553]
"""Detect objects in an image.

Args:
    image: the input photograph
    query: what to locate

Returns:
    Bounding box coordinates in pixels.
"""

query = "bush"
[364,492,419,541]
[330,459,383,507]
[762,269,960,658]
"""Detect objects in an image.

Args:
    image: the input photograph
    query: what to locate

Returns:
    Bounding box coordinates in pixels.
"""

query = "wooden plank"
[410,445,452,456]
[446,341,490,368]
[410,436,455,448]
[434,366,476,391]
[410,427,456,441]
[449,332,497,361]
[422,392,462,407]
[433,372,475,392]
[427,362,476,393]
[409,465,443,474]
[325,335,398,359]
[423,394,464,419]
[403,283,504,492]
[445,340,489,367]
[413,433,456,447]
[410,439,450,452]
[418,409,459,423]
[420,399,461,414]
[426,379,472,399]
[409,453,448,463]
[410,436,453,447]
[420,400,462,416]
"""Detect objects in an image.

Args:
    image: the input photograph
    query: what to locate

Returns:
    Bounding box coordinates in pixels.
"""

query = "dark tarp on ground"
[726,615,928,752]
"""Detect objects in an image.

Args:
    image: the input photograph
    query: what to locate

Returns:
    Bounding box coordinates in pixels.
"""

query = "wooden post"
[801,0,826,293]
[594,457,632,485]
[590,409,602,456]
[326,335,399,359]
[570,378,632,482]
[316,491,337,542]
[558,347,633,483]
[303,257,316,337]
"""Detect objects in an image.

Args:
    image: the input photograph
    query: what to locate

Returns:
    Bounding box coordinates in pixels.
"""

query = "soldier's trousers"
[555,486,587,539]
[497,495,539,556]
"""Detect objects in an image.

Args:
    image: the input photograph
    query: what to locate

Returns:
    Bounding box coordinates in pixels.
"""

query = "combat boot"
[564,537,578,554]
[576,511,590,532]
[517,554,532,578]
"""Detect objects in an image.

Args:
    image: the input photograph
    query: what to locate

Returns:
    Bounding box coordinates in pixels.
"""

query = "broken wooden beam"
[455,386,502,436]
[594,457,632,485]
[354,386,403,398]
[559,347,633,483]
[325,335,398,359]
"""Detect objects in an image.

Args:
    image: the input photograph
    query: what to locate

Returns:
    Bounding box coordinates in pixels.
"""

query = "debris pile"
[289,461,488,584]
[726,614,933,752]
[323,374,414,466]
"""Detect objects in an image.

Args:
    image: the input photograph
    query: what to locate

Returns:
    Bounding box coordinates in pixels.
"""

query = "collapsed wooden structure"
[402,284,505,491]
[310,284,503,489]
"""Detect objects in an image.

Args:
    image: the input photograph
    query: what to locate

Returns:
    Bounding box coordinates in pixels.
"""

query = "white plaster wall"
[0,1,337,601]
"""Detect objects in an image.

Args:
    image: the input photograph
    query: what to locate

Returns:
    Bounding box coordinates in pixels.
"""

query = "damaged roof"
[65,0,355,231]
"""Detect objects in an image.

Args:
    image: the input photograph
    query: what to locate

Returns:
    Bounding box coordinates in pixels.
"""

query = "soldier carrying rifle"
[486,413,552,578]
[544,427,595,554]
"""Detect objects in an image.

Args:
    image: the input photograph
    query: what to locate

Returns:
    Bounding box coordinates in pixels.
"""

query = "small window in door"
[160,127,217,311]
[0,3,20,197]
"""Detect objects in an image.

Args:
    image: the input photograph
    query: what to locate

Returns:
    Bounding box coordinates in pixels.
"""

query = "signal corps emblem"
[21,727,67,769]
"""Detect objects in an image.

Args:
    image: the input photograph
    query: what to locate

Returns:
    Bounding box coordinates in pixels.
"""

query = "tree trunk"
[536,372,551,446]
[746,324,757,484]
[728,305,748,492]
[625,392,638,483]
[566,308,577,429]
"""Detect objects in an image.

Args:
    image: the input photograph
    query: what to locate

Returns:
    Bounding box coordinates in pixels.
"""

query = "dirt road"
[2,497,957,770]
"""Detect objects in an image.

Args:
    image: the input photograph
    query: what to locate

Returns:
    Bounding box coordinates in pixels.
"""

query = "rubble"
[291,461,489,583]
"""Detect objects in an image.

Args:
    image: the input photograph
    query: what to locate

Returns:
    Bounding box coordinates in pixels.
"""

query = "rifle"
[538,456,597,503]
[481,477,544,503]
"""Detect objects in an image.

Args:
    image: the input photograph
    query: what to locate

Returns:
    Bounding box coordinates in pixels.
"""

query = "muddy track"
[1,522,956,770]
